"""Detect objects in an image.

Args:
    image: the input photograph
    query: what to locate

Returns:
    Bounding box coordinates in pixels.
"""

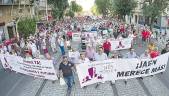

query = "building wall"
[0,5,33,24]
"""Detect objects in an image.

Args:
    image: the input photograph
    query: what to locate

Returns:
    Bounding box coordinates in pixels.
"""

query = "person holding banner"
[150,48,160,58]
[59,56,75,96]
[94,47,108,88]
[94,47,108,61]
[78,52,90,64]
[125,48,138,58]
[140,50,150,59]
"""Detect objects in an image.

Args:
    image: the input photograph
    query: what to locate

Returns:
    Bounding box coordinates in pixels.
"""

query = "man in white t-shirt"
[94,47,108,61]
[78,52,90,64]
[69,49,80,64]
[94,47,108,89]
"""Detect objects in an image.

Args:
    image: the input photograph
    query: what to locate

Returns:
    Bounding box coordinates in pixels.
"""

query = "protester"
[140,50,150,59]
[69,48,80,64]
[125,48,138,58]
[50,35,57,53]
[58,36,65,55]
[85,45,95,61]
[94,47,108,61]
[102,39,111,56]
[94,47,108,88]
[161,43,169,54]
[150,48,160,58]
[59,56,75,96]
[148,42,156,53]
[78,52,90,63]
[30,41,38,58]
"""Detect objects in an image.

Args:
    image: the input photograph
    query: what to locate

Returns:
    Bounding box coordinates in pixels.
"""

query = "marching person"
[148,42,156,53]
[94,47,108,88]
[50,35,57,53]
[59,56,75,96]
[30,41,38,58]
[58,36,65,56]
[69,48,80,64]
[161,43,169,54]
[78,52,90,64]
[125,48,138,58]
[102,39,111,56]
[85,45,95,61]
[140,50,151,59]
[150,48,160,58]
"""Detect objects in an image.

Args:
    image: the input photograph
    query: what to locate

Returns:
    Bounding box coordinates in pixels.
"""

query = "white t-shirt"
[69,51,80,64]
[58,38,64,46]
[94,53,108,61]
[140,53,150,59]
[78,58,90,64]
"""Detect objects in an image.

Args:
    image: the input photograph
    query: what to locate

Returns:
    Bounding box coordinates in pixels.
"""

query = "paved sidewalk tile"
[115,79,147,96]
[142,76,169,96]
[18,79,43,96]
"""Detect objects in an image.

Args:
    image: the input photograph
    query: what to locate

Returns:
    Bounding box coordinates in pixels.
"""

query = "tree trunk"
[150,17,154,31]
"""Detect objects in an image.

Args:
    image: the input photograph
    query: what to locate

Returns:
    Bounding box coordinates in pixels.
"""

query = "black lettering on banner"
[117,68,150,77]
[117,72,124,77]
[136,59,157,69]
[151,64,166,73]
[125,71,130,76]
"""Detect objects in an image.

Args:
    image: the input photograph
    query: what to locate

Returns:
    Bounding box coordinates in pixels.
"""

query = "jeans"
[59,46,65,55]
[104,50,110,56]
[64,75,74,90]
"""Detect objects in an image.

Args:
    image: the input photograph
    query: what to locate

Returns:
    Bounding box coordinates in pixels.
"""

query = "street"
[0,38,169,96]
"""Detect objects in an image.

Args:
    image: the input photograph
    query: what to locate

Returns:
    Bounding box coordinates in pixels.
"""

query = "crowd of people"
[0,16,169,96]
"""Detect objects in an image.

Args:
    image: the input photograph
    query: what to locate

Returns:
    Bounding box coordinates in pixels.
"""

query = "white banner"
[76,60,116,87]
[97,38,133,51]
[110,38,133,50]
[76,53,169,87]
[72,33,81,41]
[116,52,169,80]
[0,54,57,80]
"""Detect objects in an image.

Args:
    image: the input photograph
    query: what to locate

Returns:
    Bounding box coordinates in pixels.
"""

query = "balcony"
[0,0,32,6]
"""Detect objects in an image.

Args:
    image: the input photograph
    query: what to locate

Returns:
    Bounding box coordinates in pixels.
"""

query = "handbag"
[60,77,66,86]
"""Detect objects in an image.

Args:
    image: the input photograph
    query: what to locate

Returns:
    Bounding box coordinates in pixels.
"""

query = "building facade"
[0,0,35,42]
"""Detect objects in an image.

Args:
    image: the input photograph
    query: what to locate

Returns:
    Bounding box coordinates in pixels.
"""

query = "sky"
[69,0,95,11]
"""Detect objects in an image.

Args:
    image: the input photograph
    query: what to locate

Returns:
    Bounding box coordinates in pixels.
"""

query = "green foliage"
[17,18,36,39]
[65,10,75,18]
[113,0,137,20]
[95,0,112,16]
[91,4,100,16]
[70,1,83,13]
[143,0,169,19]
[142,0,169,29]
[48,0,69,20]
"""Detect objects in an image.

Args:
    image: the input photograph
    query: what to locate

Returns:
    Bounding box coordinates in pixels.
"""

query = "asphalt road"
[0,39,169,96]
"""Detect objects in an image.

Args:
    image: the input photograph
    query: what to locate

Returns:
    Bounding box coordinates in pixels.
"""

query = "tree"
[48,0,69,20]
[65,10,75,18]
[91,4,100,16]
[113,0,137,21]
[142,0,169,30]
[17,18,37,39]
[95,0,112,16]
[70,1,83,13]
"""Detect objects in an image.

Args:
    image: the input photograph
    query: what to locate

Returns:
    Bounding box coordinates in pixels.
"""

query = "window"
[0,10,2,17]
[0,0,2,4]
